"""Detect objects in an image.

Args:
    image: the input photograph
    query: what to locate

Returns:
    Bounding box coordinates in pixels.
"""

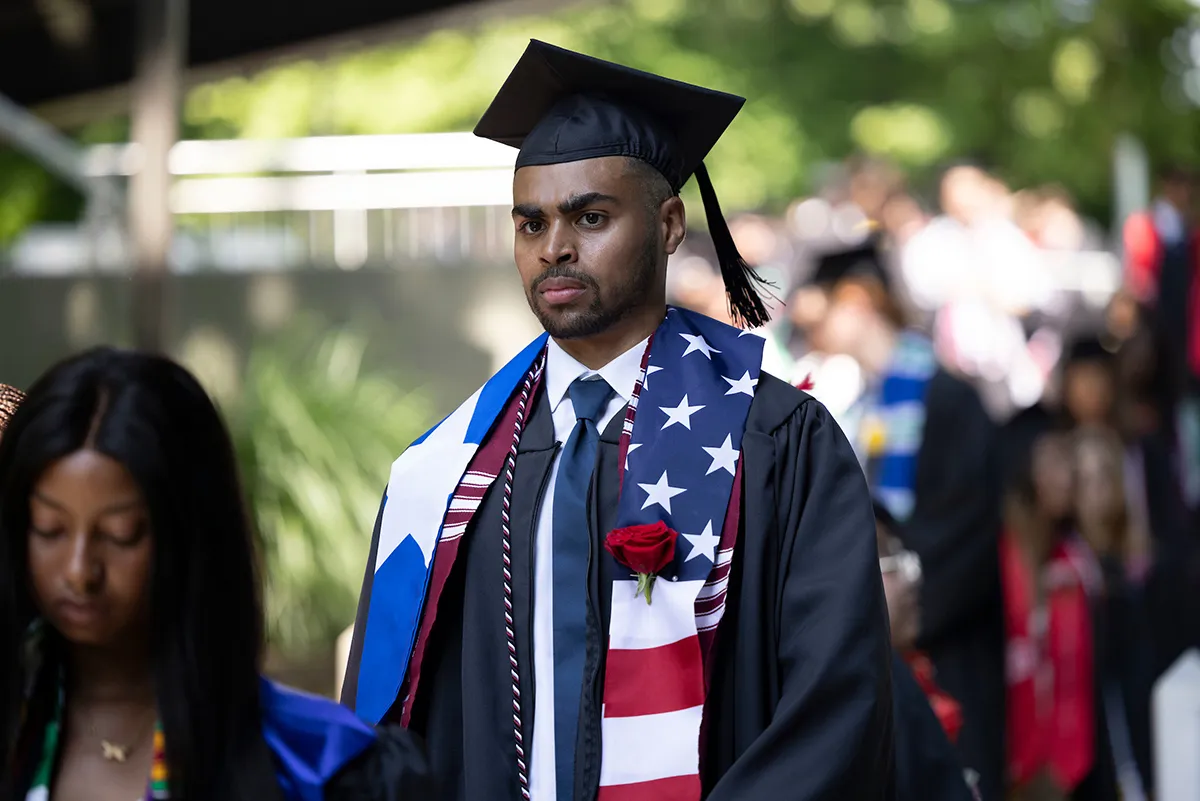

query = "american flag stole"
[398,308,764,800]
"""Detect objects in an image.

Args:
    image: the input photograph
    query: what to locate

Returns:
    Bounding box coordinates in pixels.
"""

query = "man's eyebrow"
[512,203,543,218]
[513,192,620,219]
[559,192,619,215]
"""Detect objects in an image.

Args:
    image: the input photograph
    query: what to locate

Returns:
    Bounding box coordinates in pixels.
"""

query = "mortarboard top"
[808,239,891,291]
[474,40,744,192]
[474,40,771,329]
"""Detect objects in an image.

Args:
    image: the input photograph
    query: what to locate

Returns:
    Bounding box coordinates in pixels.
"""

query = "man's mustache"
[531,266,600,293]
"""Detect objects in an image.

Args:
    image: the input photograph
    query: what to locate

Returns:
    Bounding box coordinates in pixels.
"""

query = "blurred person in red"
[998,408,1117,801]
[1121,166,1200,462]
[1059,331,1200,684]
[805,239,1005,800]
[1122,167,1197,345]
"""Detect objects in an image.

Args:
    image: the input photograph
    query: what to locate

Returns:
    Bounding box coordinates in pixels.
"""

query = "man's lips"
[537,277,588,306]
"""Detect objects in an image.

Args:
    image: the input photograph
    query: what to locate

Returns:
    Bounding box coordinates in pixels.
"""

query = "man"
[802,241,1004,800]
[1121,165,1200,522]
[1122,166,1196,360]
[342,42,895,801]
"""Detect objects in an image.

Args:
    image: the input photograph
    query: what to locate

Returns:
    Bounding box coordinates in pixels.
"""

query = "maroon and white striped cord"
[500,357,542,800]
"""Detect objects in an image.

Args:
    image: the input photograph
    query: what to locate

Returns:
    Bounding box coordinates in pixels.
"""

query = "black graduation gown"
[342,374,897,800]
[890,651,974,801]
[221,724,441,801]
[327,726,439,801]
[898,371,1006,801]
[1133,431,1200,680]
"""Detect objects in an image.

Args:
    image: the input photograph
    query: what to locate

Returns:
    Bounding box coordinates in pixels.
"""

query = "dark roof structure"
[0,0,488,109]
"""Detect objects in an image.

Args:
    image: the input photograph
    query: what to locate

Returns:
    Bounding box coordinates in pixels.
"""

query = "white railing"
[11,132,521,273]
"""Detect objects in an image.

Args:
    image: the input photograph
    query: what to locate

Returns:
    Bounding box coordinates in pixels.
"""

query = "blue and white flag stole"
[356,333,547,724]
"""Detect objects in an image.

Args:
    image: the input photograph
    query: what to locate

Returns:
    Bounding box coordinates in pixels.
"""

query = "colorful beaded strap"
[25,675,168,801]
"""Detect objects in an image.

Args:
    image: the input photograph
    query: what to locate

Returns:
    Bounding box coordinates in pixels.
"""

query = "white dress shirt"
[528,336,648,801]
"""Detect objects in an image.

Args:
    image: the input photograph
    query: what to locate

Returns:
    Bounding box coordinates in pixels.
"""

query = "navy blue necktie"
[551,376,613,801]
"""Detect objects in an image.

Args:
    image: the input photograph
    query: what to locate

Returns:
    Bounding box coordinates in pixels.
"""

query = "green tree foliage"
[223,320,433,654]
[3,0,1200,242]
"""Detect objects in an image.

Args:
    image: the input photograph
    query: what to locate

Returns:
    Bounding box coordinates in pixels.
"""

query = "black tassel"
[694,162,774,329]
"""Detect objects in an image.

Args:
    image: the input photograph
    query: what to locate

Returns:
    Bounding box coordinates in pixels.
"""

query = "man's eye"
[520,220,545,234]
[580,213,604,226]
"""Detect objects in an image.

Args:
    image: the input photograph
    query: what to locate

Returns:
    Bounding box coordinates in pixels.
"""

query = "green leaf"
[220,316,434,656]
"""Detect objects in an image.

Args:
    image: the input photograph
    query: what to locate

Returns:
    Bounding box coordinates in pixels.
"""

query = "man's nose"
[540,221,578,266]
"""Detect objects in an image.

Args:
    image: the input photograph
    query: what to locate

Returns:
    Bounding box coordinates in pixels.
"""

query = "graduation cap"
[808,239,891,291]
[474,40,772,329]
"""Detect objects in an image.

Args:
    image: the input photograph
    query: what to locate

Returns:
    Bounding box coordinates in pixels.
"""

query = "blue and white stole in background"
[354,308,764,757]
[865,330,938,523]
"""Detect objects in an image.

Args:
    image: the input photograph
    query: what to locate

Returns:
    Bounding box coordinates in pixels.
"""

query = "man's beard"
[527,231,659,340]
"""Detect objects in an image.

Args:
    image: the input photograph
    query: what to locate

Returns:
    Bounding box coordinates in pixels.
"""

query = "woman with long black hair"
[0,348,433,800]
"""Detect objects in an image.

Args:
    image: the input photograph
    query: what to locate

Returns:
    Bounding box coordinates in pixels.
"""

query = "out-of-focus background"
[1,0,1197,712]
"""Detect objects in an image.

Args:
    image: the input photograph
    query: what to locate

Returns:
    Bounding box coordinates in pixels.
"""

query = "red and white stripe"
[599,577,708,801]
[441,469,499,541]
[598,331,743,801]
[694,546,734,632]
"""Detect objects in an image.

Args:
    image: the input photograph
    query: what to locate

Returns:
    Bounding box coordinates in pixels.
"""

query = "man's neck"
[553,307,663,370]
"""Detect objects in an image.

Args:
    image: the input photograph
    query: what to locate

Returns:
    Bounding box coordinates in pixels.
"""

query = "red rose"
[605,522,679,605]
[605,521,678,575]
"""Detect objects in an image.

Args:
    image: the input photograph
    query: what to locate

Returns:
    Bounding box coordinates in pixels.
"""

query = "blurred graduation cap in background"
[808,238,892,291]
[474,39,772,328]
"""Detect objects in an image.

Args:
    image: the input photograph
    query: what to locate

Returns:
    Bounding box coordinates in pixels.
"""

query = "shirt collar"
[545,336,648,414]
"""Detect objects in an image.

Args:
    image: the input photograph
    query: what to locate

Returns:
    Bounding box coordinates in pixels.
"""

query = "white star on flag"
[642,365,664,391]
[683,520,720,563]
[722,371,758,397]
[625,442,642,471]
[638,471,686,514]
[680,333,721,359]
[660,394,705,430]
[702,434,740,476]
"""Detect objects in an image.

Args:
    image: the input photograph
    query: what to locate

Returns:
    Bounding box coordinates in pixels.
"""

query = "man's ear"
[662,195,687,256]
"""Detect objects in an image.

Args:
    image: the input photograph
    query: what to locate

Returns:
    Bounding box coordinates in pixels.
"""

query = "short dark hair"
[1157,164,1194,186]
[625,157,676,217]
[999,403,1060,507]
[0,348,265,799]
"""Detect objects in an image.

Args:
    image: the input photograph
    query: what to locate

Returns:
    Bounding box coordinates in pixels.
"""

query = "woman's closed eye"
[29,525,63,540]
[102,521,148,548]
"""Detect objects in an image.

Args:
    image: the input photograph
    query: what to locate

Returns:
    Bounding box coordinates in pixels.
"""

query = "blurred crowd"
[669,157,1200,801]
